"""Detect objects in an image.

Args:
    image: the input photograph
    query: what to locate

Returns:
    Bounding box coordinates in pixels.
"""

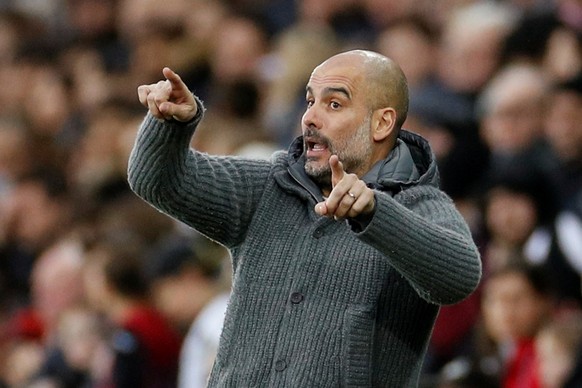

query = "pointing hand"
[314,155,375,220]
[137,67,198,122]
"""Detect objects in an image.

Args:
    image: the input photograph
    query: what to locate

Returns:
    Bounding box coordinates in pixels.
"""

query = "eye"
[306,99,314,108]
[330,101,341,110]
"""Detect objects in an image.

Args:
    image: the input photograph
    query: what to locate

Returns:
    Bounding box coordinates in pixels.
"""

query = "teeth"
[313,144,325,150]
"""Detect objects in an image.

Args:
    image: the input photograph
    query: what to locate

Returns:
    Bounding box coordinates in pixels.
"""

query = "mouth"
[304,135,330,157]
[307,140,328,152]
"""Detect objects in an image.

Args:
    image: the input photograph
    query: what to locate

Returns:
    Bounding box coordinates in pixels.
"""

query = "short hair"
[89,241,150,299]
[363,53,409,131]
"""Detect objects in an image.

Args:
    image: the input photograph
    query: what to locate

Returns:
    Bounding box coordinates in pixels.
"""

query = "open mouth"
[305,134,330,156]
[307,141,328,152]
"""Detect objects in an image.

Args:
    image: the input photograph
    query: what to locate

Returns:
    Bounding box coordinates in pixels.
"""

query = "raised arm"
[129,69,272,247]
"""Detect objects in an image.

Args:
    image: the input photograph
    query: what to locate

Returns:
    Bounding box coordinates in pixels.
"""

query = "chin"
[305,163,331,186]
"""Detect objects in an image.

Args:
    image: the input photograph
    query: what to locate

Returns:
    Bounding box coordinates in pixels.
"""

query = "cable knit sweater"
[127,100,482,387]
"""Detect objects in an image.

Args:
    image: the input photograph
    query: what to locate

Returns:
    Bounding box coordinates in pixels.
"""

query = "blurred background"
[0,0,582,387]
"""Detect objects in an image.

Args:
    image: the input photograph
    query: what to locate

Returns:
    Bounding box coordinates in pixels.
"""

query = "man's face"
[301,57,373,188]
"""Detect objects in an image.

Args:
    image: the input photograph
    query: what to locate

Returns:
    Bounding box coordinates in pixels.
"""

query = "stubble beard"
[304,115,373,192]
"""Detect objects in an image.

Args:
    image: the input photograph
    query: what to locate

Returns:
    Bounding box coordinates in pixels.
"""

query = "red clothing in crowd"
[114,305,183,388]
[503,338,541,388]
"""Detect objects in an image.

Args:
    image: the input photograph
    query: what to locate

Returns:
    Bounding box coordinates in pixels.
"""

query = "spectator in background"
[546,73,582,206]
[67,99,144,200]
[477,63,556,177]
[404,1,517,203]
[361,0,419,33]
[145,233,227,336]
[480,171,582,305]
[482,262,554,387]
[32,306,110,388]
[192,78,273,156]
[83,239,182,388]
[0,169,73,307]
[181,14,275,155]
[476,64,557,250]
[536,310,582,388]
[169,0,230,102]
[208,15,268,86]
[146,234,231,388]
[0,339,45,387]
[436,1,518,99]
[500,9,582,83]
[143,233,232,388]
[376,16,437,93]
[0,116,34,193]
[545,74,582,291]
[20,58,73,143]
[62,0,129,73]
[0,234,87,387]
[477,63,581,303]
[28,236,86,344]
[439,261,555,387]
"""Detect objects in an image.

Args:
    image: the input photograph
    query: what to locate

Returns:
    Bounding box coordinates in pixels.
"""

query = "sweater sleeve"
[355,186,482,305]
[127,99,272,247]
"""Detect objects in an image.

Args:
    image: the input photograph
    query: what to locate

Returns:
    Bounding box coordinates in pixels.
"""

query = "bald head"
[317,50,409,130]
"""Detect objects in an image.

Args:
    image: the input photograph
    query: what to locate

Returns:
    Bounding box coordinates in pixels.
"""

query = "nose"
[302,104,322,130]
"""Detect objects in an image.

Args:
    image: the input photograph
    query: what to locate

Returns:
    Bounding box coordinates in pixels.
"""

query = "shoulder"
[395,185,453,207]
[270,150,291,171]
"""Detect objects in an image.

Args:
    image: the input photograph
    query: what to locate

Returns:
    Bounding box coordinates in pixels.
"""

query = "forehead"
[307,56,367,96]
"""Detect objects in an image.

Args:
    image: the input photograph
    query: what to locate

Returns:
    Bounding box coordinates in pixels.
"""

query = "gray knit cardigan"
[128,100,482,387]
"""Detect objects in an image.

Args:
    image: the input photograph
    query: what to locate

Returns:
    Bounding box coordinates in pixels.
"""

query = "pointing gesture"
[137,67,198,122]
[315,155,375,220]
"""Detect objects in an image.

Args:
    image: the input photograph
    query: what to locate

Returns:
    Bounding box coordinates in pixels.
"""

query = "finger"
[314,201,328,216]
[325,174,359,218]
[147,80,173,119]
[137,85,151,107]
[153,80,172,106]
[161,67,198,121]
[163,67,188,93]
[146,91,164,119]
[333,192,359,220]
[345,186,375,219]
[329,155,345,188]
[328,180,374,220]
[159,101,191,121]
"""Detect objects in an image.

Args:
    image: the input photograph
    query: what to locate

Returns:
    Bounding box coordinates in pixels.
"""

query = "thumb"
[329,155,345,187]
[159,101,195,122]
[314,201,328,216]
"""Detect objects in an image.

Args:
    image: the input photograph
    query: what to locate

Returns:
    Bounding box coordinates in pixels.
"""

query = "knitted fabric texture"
[128,101,482,387]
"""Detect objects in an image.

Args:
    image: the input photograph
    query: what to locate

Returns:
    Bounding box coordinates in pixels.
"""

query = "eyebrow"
[306,85,352,100]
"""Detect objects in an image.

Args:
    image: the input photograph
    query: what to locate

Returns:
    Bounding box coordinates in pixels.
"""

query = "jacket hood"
[287,129,440,197]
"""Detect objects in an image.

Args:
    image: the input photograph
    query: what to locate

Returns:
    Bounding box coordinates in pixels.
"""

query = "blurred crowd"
[0,0,581,387]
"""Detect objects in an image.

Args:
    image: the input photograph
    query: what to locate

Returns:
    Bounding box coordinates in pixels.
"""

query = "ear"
[371,107,396,142]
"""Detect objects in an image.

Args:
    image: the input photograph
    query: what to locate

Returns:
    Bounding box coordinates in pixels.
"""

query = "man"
[129,50,481,387]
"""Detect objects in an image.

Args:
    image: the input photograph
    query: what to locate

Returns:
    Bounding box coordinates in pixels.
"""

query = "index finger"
[162,67,187,91]
[329,155,345,187]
